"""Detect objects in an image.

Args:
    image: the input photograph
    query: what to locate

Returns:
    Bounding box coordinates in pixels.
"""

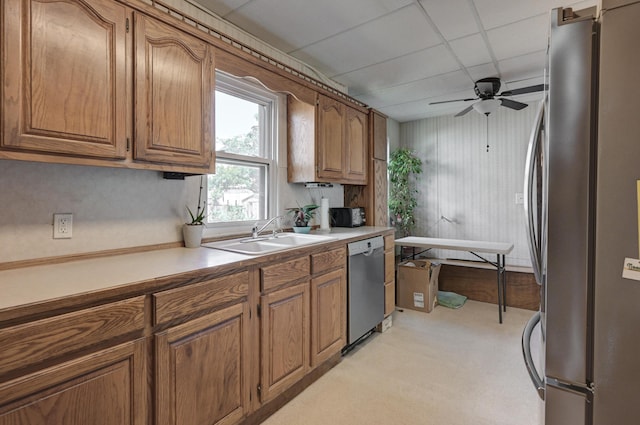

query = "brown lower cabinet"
[0,338,147,425]
[260,281,310,403]
[155,302,251,425]
[0,234,390,425]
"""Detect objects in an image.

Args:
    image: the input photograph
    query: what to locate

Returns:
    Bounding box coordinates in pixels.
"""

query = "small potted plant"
[286,203,319,233]
[183,177,206,248]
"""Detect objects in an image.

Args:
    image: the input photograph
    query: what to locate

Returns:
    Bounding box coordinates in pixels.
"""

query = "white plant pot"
[183,224,203,248]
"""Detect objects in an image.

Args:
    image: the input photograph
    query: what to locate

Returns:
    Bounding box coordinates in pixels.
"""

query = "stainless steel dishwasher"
[347,236,385,346]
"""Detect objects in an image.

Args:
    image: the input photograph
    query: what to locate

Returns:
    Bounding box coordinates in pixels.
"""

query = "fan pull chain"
[486,115,490,152]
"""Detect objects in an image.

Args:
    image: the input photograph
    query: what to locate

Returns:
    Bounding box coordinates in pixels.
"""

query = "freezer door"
[546,384,589,425]
[545,8,596,386]
[593,2,640,423]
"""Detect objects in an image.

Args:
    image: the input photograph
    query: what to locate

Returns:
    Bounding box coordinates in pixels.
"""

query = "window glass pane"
[206,162,266,223]
[215,91,261,157]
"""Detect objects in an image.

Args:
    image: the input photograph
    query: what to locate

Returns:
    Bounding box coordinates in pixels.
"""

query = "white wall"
[399,106,538,267]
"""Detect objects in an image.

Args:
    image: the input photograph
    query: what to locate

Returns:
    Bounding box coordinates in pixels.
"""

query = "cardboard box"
[397,260,441,313]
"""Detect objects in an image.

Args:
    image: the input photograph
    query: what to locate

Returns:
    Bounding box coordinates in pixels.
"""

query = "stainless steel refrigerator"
[522,1,640,424]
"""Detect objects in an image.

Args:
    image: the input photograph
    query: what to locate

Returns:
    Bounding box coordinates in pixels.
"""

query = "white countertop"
[0,227,392,316]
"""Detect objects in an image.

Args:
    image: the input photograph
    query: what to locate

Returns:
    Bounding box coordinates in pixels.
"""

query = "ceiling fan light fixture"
[473,99,500,115]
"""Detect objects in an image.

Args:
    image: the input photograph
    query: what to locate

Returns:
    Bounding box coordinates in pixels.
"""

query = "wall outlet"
[53,213,73,239]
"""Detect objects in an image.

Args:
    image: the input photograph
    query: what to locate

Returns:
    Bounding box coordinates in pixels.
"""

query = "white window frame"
[206,71,278,233]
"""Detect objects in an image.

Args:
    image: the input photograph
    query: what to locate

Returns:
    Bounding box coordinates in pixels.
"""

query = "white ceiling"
[191,0,597,122]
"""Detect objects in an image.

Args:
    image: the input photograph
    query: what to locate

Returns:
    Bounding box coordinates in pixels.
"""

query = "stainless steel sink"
[202,232,338,255]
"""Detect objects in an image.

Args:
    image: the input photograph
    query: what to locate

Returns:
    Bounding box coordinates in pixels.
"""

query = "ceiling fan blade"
[454,104,475,117]
[429,98,476,105]
[499,98,528,110]
[499,84,545,96]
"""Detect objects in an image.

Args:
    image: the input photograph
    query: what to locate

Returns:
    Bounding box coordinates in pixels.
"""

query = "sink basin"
[202,232,338,255]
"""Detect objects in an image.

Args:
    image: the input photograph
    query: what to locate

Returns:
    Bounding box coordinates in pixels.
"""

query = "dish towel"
[437,291,467,309]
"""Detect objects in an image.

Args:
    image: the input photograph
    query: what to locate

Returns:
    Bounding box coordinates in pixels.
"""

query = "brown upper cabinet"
[1,0,128,159]
[133,13,214,169]
[371,109,388,161]
[1,0,215,173]
[288,93,368,185]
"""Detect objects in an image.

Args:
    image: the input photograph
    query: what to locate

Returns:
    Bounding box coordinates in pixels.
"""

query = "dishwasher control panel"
[347,236,384,256]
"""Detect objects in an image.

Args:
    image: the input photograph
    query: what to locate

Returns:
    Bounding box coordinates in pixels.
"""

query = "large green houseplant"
[388,148,422,237]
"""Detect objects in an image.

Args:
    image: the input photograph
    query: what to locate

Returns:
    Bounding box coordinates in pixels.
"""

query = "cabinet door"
[344,107,368,184]
[260,282,310,402]
[384,236,395,316]
[371,110,387,160]
[134,13,214,169]
[1,0,127,158]
[316,94,344,181]
[311,268,346,367]
[156,302,251,425]
[373,159,389,226]
[0,339,146,425]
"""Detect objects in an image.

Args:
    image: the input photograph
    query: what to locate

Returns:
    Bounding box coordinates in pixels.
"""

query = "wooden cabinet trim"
[0,296,145,377]
[153,271,249,325]
[261,255,310,293]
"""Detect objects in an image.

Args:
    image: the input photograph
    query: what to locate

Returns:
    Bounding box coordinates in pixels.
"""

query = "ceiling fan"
[429,77,545,117]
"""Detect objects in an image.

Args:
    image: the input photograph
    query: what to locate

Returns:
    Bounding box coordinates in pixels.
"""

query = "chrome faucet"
[251,216,283,239]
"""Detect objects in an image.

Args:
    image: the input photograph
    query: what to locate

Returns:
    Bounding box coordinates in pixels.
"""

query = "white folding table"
[394,237,514,323]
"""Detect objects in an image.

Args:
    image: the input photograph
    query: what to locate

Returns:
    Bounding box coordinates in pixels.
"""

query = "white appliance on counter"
[522,1,640,424]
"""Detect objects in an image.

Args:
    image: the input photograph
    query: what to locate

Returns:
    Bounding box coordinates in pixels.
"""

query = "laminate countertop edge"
[0,227,394,322]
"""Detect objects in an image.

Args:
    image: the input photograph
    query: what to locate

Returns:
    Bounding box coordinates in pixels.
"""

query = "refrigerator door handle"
[522,311,545,400]
[524,101,544,285]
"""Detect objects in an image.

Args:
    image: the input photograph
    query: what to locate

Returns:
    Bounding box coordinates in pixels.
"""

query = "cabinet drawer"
[261,256,310,292]
[153,271,249,325]
[384,234,395,250]
[384,281,395,317]
[311,247,346,275]
[385,249,395,283]
[0,296,145,377]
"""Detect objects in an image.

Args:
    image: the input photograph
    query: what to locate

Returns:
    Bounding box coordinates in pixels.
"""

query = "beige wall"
[0,158,344,263]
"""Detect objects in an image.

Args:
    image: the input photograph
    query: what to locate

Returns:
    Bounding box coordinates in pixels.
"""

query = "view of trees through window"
[207,90,268,223]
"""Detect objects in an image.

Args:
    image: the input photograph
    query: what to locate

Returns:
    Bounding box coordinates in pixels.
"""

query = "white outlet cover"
[53,213,73,239]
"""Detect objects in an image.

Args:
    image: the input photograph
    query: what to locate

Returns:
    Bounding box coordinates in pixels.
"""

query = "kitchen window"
[206,72,278,227]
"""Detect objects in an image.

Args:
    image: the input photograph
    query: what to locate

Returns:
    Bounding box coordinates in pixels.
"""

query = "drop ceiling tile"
[291,4,441,76]
[486,14,548,61]
[418,0,480,40]
[354,70,472,108]
[467,63,499,82]
[498,50,546,82]
[221,0,413,52]
[338,44,460,96]
[449,33,492,68]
